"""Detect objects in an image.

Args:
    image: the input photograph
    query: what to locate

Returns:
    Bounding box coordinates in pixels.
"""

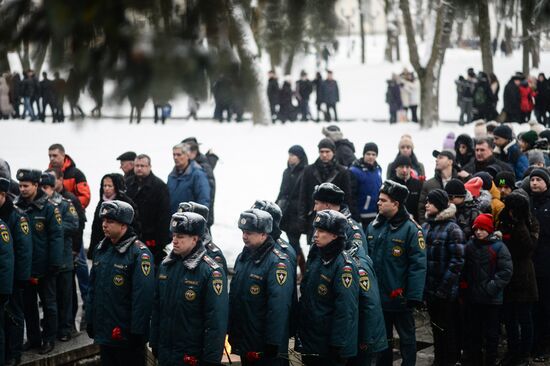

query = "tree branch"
[399,0,421,72]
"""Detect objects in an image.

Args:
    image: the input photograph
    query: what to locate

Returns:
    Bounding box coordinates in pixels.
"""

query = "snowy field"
[2,36,548,265]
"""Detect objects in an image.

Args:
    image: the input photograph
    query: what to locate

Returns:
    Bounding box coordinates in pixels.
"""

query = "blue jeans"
[22,97,36,120]
[377,310,416,366]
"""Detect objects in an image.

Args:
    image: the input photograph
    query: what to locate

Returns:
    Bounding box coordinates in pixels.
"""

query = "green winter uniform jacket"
[299,241,360,358]
[367,208,427,311]
[0,219,14,295]
[0,196,33,285]
[150,244,228,365]
[228,237,295,357]
[86,229,155,347]
[14,190,63,277]
[48,192,79,272]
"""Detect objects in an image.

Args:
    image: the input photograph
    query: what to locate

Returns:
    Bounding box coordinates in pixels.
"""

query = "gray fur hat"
[313,209,347,238]
[99,200,135,225]
[170,212,206,236]
[238,209,273,233]
[178,201,210,220]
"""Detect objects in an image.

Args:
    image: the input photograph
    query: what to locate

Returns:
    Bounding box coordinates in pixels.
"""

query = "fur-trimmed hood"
[426,203,457,222]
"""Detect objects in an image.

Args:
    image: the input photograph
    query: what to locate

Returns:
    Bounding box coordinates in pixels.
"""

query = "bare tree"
[400,0,454,128]
[478,0,493,73]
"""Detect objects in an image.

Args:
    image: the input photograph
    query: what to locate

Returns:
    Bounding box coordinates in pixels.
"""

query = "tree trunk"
[521,0,533,75]
[532,33,540,69]
[229,2,271,125]
[18,41,30,72]
[478,0,493,73]
[415,0,425,41]
[0,49,9,73]
[358,0,365,64]
[503,25,513,56]
[32,42,48,76]
[400,0,454,128]
[283,47,295,75]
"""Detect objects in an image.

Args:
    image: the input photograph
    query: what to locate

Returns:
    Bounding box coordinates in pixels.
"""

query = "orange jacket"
[49,155,91,208]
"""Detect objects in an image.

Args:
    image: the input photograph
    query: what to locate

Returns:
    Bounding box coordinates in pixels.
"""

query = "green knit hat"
[520,130,539,148]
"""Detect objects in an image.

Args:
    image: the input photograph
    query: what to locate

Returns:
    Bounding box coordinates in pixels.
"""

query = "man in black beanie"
[366,180,427,366]
[493,125,528,180]
[495,171,516,200]
[298,139,354,241]
[350,143,382,230]
[392,155,423,221]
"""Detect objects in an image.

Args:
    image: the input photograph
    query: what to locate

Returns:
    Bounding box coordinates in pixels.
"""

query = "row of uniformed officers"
[1,176,423,365]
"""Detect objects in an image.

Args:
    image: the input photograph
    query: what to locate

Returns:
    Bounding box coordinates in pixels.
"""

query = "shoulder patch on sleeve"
[417,231,426,250]
[272,247,289,260]
[19,216,30,235]
[53,207,62,225]
[203,255,220,270]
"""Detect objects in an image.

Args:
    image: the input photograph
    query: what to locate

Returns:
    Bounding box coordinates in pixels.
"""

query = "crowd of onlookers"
[385,68,420,123]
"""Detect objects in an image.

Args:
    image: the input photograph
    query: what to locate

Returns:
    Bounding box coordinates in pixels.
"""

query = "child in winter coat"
[519,79,536,123]
[463,214,513,366]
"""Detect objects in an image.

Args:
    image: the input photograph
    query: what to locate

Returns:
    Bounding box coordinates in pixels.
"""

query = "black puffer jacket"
[454,192,481,240]
[88,173,139,259]
[334,139,356,168]
[530,188,550,278]
[454,134,474,169]
[499,191,539,303]
[277,150,308,235]
[387,152,425,181]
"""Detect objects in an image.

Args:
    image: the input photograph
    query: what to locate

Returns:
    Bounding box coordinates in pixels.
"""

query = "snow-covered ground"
[2,36,547,265]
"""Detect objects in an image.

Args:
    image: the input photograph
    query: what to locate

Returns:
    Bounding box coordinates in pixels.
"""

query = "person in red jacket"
[519,79,537,123]
[47,143,91,209]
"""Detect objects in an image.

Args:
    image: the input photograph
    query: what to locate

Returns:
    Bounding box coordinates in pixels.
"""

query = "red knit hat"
[472,213,494,234]
[465,177,483,198]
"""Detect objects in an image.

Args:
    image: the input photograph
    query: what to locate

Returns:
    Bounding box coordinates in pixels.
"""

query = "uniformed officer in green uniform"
[178,201,228,274]
[14,168,63,355]
[0,177,32,365]
[229,209,295,366]
[86,200,155,366]
[150,212,228,366]
[40,171,79,341]
[298,209,359,366]
[366,180,427,366]
[0,218,14,364]
[308,183,387,363]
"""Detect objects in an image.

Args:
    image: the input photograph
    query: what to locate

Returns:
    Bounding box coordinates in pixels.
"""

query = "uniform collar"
[97,229,137,254]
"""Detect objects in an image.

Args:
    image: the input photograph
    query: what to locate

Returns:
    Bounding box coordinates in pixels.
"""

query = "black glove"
[86,323,94,339]
[406,299,424,310]
[129,333,146,347]
[264,344,279,359]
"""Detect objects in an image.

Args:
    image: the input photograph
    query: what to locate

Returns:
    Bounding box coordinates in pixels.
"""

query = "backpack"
[474,86,487,107]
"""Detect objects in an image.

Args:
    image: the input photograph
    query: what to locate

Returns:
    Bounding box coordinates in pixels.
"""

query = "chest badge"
[250,284,261,295]
[392,246,403,257]
[342,273,353,288]
[185,289,197,301]
[1,228,9,243]
[20,218,30,235]
[113,274,125,286]
[318,284,328,296]
[141,261,151,276]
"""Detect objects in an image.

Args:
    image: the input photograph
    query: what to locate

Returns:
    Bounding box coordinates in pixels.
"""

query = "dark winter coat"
[535,78,550,113]
[89,174,140,259]
[150,245,228,365]
[299,240,359,358]
[0,196,32,286]
[503,79,522,122]
[167,161,211,215]
[0,219,14,295]
[313,76,324,104]
[393,176,423,222]
[386,80,402,112]
[350,160,383,221]
[418,169,459,223]
[494,141,529,180]
[86,230,155,347]
[48,192,79,272]
[40,77,56,105]
[298,158,354,232]
[13,190,64,277]
[278,81,295,121]
[387,153,425,181]
[421,205,465,301]
[66,69,84,105]
[21,76,37,98]
[267,77,280,106]
[472,78,498,120]
[463,235,513,305]
[367,207,427,311]
[529,188,550,278]
[296,79,313,101]
[333,139,356,168]
[322,79,340,104]
[126,172,171,264]
[194,152,217,226]
[499,191,539,303]
[277,157,308,235]
[454,192,481,240]
[454,134,474,169]
[462,155,513,177]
